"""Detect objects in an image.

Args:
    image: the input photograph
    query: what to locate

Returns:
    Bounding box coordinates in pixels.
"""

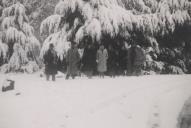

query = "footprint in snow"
[148,102,161,128]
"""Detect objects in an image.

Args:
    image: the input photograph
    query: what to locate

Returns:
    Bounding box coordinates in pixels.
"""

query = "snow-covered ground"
[0,73,191,128]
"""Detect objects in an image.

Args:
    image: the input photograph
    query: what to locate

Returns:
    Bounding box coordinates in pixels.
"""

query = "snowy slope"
[0,74,191,128]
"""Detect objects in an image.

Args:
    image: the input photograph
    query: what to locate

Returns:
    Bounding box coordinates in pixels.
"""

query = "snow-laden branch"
[40,0,191,61]
[40,32,71,60]
[0,41,8,59]
[40,14,61,35]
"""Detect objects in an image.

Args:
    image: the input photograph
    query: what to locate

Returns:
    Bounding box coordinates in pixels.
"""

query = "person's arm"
[142,48,146,62]
[140,48,146,66]
[126,49,130,64]
[77,49,80,62]
[66,50,69,65]
[81,48,86,64]
[105,49,108,60]
[43,51,48,65]
[96,51,99,63]
[55,52,58,64]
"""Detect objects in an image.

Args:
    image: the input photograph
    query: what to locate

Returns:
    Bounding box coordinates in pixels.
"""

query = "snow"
[40,14,61,35]
[0,74,191,128]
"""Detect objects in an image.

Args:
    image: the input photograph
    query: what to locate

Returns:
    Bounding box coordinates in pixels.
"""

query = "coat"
[127,46,146,72]
[44,49,58,75]
[107,49,118,72]
[118,49,127,70]
[96,49,108,73]
[82,47,96,71]
[66,47,80,75]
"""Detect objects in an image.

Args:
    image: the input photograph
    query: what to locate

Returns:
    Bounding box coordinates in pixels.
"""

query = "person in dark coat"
[43,43,58,81]
[127,43,146,76]
[107,44,118,77]
[66,42,80,79]
[118,45,127,75]
[82,44,96,78]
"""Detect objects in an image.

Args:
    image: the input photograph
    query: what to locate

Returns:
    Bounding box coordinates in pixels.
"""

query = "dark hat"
[49,43,54,48]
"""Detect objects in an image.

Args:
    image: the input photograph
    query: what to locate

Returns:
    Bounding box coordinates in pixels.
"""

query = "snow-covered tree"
[0,2,41,73]
[40,0,191,73]
[40,0,191,54]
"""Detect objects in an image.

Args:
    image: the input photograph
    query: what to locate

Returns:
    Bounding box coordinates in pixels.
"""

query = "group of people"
[43,41,146,81]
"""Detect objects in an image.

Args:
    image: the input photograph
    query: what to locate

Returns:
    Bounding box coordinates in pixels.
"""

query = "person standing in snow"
[96,44,108,78]
[107,44,118,77]
[127,42,146,76]
[43,43,58,81]
[66,42,80,79]
[81,43,96,78]
[144,47,154,71]
[118,44,128,75]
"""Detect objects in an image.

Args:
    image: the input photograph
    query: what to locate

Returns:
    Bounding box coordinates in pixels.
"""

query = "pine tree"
[0,2,40,73]
[40,0,191,73]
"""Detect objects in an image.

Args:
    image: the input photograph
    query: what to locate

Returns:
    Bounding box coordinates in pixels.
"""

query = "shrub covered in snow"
[173,59,187,73]
[21,61,40,74]
[151,61,166,73]
[166,65,184,74]
[159,48,176,64]
[185,59,191,73]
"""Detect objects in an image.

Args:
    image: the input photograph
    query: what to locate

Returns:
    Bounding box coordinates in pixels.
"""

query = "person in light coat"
[96,44,108,78]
